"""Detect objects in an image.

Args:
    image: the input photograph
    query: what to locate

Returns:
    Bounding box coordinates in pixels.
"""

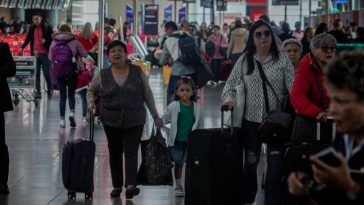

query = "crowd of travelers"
[0,10,364,205]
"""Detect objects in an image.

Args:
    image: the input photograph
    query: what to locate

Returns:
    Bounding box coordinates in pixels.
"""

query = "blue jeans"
[57,74,77,117]
[35,54,52,93]
[241,119,262,204]
[264,146,282,205]
[166,73,195,105]
[78,89,87,117]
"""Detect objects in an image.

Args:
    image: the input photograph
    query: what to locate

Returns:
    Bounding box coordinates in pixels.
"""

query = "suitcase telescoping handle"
[221,105,234,135]
[89,109,95,142]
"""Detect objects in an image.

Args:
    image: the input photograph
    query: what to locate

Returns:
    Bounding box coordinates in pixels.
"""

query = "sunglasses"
[180,76,192,80]
[254,30,271,39]
[320,46,336,53]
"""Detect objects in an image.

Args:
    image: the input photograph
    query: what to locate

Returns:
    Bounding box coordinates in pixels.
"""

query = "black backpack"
[172,33,201,66]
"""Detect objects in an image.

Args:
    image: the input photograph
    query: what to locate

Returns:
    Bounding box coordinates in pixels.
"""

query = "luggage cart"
[7,56,39,107]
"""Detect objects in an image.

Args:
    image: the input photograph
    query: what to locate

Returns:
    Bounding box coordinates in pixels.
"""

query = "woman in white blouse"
[222,19,294,205]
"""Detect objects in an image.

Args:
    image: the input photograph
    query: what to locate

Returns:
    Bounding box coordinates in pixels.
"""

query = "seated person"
[287,50,364,204]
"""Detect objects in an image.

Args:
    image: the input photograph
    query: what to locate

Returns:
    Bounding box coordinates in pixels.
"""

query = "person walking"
[87,40,162,199]
[227,18,249,67]
[0,40,16,195]
[222,20,294,205]
[157,77,203,197]
[20,12,53,98]
[49,24,89,128]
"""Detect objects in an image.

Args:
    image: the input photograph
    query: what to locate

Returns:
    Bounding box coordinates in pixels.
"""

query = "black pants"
[211,58,223,82]
[241,119,262,204]
[57,74,77,117]
[0,113,9,183]
[104,125,144,188]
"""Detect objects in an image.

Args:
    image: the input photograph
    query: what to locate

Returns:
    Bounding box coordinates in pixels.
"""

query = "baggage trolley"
[7,56,38,107]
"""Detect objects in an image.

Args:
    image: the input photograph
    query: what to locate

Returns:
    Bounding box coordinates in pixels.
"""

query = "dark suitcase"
[185,108,244,205]
[62,111,96,200]
[280,121,335,205]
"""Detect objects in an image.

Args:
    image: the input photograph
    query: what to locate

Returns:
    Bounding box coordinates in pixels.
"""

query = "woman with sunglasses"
[290,33,337,143]
[222,20,294,205]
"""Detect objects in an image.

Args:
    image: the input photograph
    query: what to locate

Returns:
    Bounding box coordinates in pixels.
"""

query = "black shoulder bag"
[256,60,292,145]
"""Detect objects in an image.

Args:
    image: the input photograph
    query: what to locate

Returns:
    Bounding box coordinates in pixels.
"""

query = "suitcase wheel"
[68,191,76,200]
[85,193,93,200]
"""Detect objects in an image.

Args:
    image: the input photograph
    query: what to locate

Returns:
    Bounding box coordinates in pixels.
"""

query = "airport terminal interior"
[0,68,265,205]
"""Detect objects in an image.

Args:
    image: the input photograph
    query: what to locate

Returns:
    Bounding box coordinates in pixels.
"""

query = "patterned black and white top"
[222,52,294,123]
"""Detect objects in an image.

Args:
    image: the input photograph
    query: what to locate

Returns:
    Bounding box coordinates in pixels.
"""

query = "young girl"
[158,77,203,197]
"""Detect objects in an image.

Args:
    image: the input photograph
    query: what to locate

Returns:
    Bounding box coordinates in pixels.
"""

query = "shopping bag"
[137,127,173,186]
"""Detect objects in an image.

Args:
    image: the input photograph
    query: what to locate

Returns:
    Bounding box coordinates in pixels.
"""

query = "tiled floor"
[0,67,265,205]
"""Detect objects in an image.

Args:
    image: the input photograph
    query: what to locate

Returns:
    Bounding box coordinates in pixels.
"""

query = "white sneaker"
[60,120,65,128]
[82,117,87,124]
[175,186,184,197]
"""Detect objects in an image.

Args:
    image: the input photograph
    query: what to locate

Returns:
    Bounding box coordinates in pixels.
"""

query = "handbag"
[193,62,214,88]
[291,68,334,144]
[223,79,245,127]
[256,60,292,145]
[137,127,173,186]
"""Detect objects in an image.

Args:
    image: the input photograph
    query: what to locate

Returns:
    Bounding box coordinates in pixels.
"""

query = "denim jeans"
[35,54,52,93]
[78,89,87,117]
[57,74,77,117]
[264,146,282,205]
[241,119,262,204]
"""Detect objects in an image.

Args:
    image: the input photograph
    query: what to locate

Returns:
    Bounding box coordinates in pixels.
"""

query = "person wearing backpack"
[49,24,89,128]
[159,21,200,105]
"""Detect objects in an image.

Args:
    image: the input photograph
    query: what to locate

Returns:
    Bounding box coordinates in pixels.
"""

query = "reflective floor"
[0,67,264,205]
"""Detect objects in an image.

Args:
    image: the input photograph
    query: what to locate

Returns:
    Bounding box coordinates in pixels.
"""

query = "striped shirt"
[222,52,294,123]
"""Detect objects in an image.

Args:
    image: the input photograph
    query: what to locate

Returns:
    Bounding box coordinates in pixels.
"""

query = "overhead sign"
[272,0,299,5]
[183,0,196,3]
[126,4,133,23]
[164,4,173,22]
[179,7,186,23]
[143,4,159,35]
[216,0,227,11]
[201,0,213,8]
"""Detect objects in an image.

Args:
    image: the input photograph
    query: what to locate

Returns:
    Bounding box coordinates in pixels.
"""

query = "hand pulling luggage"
[62,110,96,200]
[185,107,243,205]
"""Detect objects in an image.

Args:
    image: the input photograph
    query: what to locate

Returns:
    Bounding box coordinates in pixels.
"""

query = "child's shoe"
[175,185,184,197]
[82,117,87,124]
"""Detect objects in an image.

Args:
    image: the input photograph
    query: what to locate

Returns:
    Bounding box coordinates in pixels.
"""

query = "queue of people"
[1,11,364,205]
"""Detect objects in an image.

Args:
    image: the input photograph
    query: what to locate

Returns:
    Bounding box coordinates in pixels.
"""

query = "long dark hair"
[243,20,279,74]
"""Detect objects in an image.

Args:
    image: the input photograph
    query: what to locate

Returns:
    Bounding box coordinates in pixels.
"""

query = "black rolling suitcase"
[280,119,336,205]
[185,107,244,205]
[62,111,96,200]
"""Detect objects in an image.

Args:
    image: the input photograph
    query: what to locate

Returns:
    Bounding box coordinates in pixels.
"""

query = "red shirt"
[290,53,330,118]
[33,26,47,54]
[77,35,98,52]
